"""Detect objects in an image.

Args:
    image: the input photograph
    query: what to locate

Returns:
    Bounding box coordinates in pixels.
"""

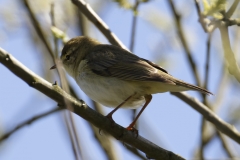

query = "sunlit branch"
[71,0,127,50]
[171,92,240,144]
[0,48,185,160]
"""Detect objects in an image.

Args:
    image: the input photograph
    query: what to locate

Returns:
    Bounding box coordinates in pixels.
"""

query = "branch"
[73,9,120,159]
[50,5,82,159]
[129,0,140,52]
[170,92,240,144]
[226,0,240,18]
[167,0,201,86]
[199,34,212,159]
[224,18,240,26]
[0,48,184,160]
[217,131,235,158]
[194,0,209,32]
[219,23,240,83]
[91,101,120,160]
[0,107,62,142]
[22,0,55,59]
[63,2,168,158]
[203,34,211,96]
[193,2,238,156]
[69,78,119,160]
[62,111,81,159]
[71,0,127,50]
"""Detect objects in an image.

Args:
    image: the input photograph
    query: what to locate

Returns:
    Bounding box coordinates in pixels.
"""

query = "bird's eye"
[66,55,70,61]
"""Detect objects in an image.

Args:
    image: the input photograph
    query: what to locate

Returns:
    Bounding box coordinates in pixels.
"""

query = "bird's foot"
[126,125,138,138]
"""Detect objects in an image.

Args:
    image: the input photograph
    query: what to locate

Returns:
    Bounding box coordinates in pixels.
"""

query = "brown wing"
[86,45,175,84]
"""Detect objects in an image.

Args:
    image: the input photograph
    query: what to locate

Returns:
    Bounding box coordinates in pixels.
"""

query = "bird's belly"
[76,72,145,109]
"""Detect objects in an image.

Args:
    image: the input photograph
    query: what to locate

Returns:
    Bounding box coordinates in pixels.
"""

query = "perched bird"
[51,36,212,131]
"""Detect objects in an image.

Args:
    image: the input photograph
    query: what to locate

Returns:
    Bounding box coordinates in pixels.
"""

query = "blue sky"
[0,0,240,159]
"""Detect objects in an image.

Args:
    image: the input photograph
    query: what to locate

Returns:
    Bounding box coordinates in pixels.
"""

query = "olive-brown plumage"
[59,36,212,131]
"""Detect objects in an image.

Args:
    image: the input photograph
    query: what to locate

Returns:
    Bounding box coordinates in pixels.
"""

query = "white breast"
[75,60,145,109]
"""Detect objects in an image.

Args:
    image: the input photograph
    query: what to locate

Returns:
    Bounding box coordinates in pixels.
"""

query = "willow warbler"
[51,36,212,131]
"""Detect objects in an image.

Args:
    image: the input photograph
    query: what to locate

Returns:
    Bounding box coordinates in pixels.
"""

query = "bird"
[51,36,212,132]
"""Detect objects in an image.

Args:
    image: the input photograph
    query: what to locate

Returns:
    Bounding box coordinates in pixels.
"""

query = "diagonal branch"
[194,0,209,32]
[129,0,140,52]
[219,23,240,83]
[193,1,236,158]
[74,9,120,160]
[50,4,82,159]
[217,131,235,157]
[0,48,184,160]
[226,0,240,18]
[0,107,63,142]
[91,101,120,160]
[22,0,55,59]
[167,0,201,86]
[62,111,81,159]
[170,92,240,144]
[199,34,212,159]
[71,0,127,50]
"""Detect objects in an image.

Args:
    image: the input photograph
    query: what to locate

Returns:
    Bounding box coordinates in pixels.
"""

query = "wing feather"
[85,44,212,95]
[86,44,174,84]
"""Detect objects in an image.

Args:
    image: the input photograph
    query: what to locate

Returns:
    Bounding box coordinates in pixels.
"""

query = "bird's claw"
[126,126,139,138]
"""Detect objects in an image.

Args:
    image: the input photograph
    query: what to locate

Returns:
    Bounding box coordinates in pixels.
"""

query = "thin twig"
[71,0,127,50]
[75,8,87,36]
[50,5,82,159]
[73,1,147,159]
[219,22,240,83]
[0,48,185,160]
[128,5,160,158]
[74,8,120,160]
[226,0,240,18]
[130,0,140,133]
[129,0,139,52]
[69,84,117,160]
[167,3,212,158]
[217,131,235,158]
[197,67,229,153]
[68,114,83,159]
[128,5,156,158]
[62,111,80,160]
[0,107,63,142]
[194,0,209,32]
[23,1,78,157]
[50,3,59,58]
[91,101,120,160]
[199,34,212,159]
[199,121,207,160]
[22,0,55,59]
[93,99,147,160]
[170,92,240,144]
[211,66,228,111]
[167,0,201,86]
[193,3,235,157]
[203,33,212,91]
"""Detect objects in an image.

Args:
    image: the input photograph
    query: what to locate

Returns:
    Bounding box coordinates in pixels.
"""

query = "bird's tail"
[174,79,213,95]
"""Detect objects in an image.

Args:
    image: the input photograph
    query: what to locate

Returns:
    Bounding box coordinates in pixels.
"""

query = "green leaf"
[113,0,133,9]
[51,26,69,43]
[203,0,226,19]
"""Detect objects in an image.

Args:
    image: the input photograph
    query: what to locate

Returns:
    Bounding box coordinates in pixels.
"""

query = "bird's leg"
[106,93,136,124]
[99,93,136,135]
[126,95,152,134]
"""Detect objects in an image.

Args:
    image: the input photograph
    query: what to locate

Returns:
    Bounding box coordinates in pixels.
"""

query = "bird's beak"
[50,65,56,70]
